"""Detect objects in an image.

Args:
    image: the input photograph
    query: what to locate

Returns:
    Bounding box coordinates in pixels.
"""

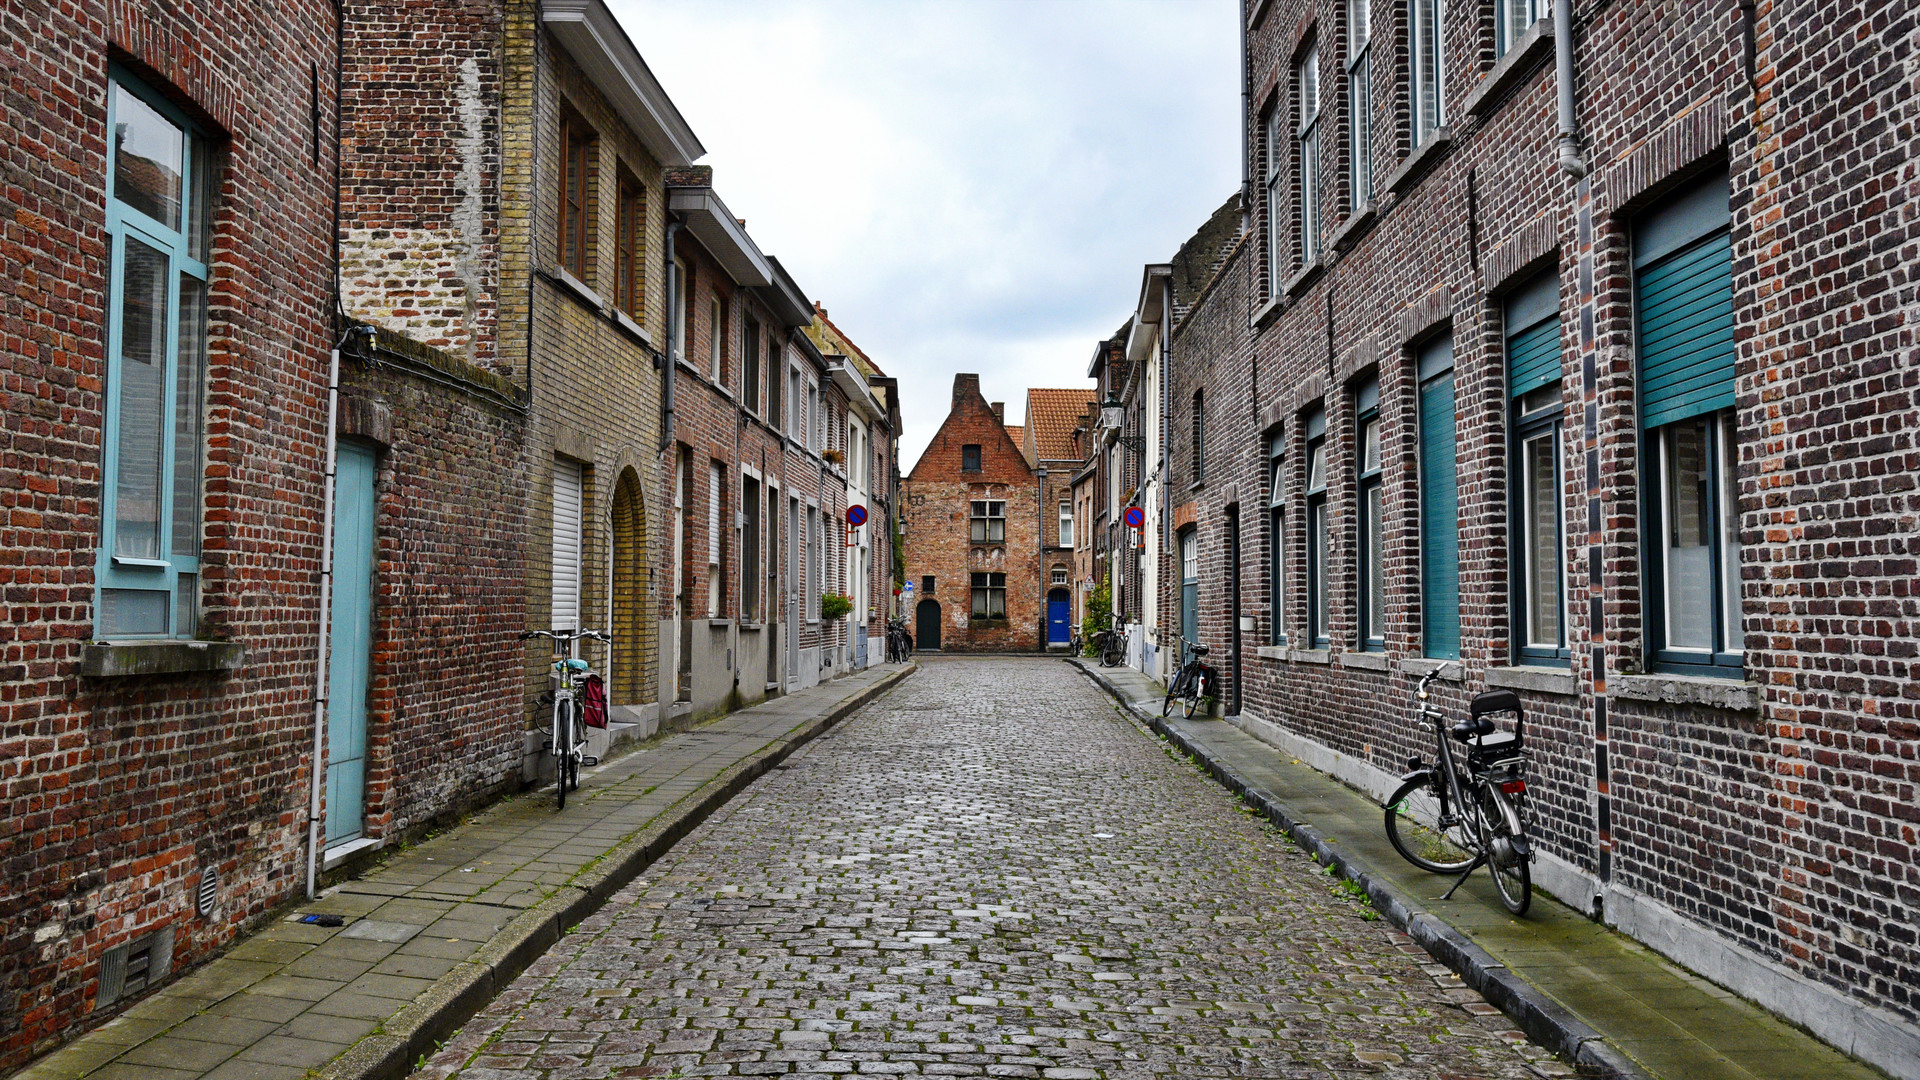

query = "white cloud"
[607,0,1241,466]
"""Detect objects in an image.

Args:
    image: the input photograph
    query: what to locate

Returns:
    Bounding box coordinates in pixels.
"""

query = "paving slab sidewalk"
[1073,658,1892,1080]
[13,663,916,1080]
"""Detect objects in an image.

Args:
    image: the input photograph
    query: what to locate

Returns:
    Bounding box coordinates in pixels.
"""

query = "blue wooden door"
[326,442,376,846]
[1047,589,1070,644]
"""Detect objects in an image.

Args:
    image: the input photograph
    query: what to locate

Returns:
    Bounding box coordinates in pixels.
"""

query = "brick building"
[1140,0,1920,1072]
[1019,389,1099,648]
[902,375,1043,652]
[0,0,341,1065]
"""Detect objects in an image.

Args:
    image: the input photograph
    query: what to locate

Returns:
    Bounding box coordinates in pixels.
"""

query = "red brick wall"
[0,0,340,1064]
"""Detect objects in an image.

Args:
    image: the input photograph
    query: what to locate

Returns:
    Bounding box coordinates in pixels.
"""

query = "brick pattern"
[0,0,339,1067]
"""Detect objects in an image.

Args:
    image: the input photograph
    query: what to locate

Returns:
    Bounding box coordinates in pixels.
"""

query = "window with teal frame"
[1417,336,1459,660]
[1355,377,1385,650]
[97,70,215,637]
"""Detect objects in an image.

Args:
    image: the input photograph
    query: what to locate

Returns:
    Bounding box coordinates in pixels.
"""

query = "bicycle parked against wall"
[1162,638,1216,718]
[1383,669,1534,914]
[885,618,914,662]
[1093,626,1128,668]
[518,628,611,810]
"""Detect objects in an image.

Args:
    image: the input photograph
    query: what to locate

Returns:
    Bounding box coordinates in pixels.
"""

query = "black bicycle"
[1383,669,1534,915]
[1162,638,1215,718]
[885,618,914,662]
[1092,626,1128,667]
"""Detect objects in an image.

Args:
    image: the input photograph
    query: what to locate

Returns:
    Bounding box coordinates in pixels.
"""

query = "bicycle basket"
[580,672,608,729]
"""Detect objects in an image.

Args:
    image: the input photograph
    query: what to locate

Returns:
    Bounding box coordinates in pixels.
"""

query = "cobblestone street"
[414,658,1560,1079]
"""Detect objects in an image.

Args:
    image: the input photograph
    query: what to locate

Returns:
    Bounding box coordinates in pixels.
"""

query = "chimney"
[990,402,1005,424]
[953,373,980,405]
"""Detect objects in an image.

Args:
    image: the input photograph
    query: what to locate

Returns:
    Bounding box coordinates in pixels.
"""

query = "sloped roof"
[807,302,885,378]
[1026,387,1099,462]
[1170,192,1245,325]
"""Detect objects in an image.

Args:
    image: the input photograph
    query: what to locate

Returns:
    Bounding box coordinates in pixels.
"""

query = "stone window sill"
[1398,657,1463,681]
[1386,128,1454,197]
[1330,202,1378,252]
[1460,19,1554,120]
[1338,650,1390,671]
[1612,672,1759,712]
[613,308,652,348]
[1255,644,1288,660]
[1251,292,1285,329]
[1290,648,1332,665]
[1487,664,1578,696]
[81,640,247,678]
[1281,258,1324,300]
[551,265,605,312]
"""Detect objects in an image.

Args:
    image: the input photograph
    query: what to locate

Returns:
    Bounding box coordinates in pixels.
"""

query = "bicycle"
[885,618,914,662]
[1093,626,1128,667]
[518,628,611,810]
[1162,638,1215,718]
[1383,669,1534,915]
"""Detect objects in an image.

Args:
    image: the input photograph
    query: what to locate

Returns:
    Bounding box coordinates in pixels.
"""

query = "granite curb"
[312,662,919,1080]
[1068,658,1652,1080]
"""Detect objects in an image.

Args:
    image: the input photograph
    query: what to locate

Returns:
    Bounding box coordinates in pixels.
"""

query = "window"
[767,339,782,422]
[1418,337,1459,659]
[1058,502,1074,547]
[614,172,642,317]
[807,380,821,451]
[708,296,727,384]
[671,256,689,363]
[969,500,1006,543]
[707,461,725,618]
[787,367,802,438]
[743,318,761,413]
[1636,170,1740,673]
[961,443,982,472]
[743,475,761,620]
[1265,106,1284,296]
[1296,44,1323,266]
[1191,391,1206,482]
[971,572,1006,618]
[1497,0,1547,55]
[558,113,592,277]
[1179,527,1200,644]
[1347,0,1374,210]
[805,505,819,618]
[553,457,583,631]
[1411,0,1446,146]
[921,574,935,595]
[1268,431,1286,645]
[1305,409,1329,646]
[848,422,865,488]
[1506,270,1566,664]
[98,73,215,637]
[1356,379,1385,649]
[1052,567,1069,586]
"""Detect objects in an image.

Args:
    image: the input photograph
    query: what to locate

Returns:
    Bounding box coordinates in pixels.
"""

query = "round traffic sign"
[847,504,868,527]
[1123,506,1145,528]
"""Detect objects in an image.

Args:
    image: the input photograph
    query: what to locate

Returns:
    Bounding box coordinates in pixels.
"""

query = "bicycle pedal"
[581,756,599,767]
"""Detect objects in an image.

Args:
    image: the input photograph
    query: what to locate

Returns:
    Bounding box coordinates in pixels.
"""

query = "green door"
[326,442,376,846]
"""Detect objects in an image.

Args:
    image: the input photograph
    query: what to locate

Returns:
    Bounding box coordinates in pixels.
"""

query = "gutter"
[1554,0,1587,177]
[659,220,682,452]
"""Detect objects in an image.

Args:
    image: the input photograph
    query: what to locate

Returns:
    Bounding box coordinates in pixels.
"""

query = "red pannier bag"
[581,672,608,729]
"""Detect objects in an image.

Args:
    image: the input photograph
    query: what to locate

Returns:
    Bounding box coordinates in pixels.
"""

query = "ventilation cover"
[196,866,218,917]
[98,926,174,1008]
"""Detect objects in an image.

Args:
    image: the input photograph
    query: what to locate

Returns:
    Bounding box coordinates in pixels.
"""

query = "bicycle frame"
[519,628,609,808]
[1401,671,1529,902]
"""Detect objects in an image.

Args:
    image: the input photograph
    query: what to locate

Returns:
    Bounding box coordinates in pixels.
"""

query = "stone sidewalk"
[12,663,916,1080]
[1073,658,1892,1080]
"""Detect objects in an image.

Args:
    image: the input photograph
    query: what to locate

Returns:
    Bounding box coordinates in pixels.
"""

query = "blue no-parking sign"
[847,505,868,527]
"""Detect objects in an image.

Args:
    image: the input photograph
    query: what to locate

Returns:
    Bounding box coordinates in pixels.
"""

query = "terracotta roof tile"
[1025,388,1099,462]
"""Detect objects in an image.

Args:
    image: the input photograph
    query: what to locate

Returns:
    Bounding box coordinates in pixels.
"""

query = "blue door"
[1047,588,1070,645]
[326,442,376,846]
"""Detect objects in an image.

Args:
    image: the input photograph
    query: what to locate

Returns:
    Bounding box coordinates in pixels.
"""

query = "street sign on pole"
[1123,506,1145,529]
[847,505,868,527]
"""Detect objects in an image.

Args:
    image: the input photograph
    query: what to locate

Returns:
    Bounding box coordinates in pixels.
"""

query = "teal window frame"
[1417,337,1460,660]
[1355,378,1385,650]
[1505,271,1569,666]
[97,68,214,638]
[1305,409,1330,647]
[1267,430,1287,646]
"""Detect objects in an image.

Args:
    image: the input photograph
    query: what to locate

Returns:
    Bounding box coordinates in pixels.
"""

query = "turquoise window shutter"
[1637,230,1735,429]
[1507,318,1562,399]
[1420,371,1460,660]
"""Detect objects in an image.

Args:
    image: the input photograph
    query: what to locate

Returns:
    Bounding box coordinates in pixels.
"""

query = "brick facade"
[1131,0,1920,1070]
[0,0,339,1065]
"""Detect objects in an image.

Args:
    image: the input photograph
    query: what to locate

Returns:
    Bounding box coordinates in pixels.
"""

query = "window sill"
[1338,650,1390,671]
[1289,648,1332,665]
[738,621,764,631]
[1385,128,1454,197]
[613,308,652,348]
[1397,657,1463,681]
[1460,19,1554,120]
[1255,644,1287,660]
[81,639,246,678]
[1487,664,1578,696]
[1612,672,1759,712]
[1251,292,1285,330]
[1281,258,1324,300]
[1330,201,1378,252]
[551,265,605,312]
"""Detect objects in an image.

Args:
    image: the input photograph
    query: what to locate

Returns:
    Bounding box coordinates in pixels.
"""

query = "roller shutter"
[1418,338,1460,660]
[552,457,582,631]
[1636,171,1734,430]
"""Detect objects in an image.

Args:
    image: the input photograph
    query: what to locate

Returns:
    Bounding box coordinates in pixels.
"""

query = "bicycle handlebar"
[518,629,613,642]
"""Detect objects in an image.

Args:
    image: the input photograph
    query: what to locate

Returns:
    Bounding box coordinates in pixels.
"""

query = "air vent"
[196,866,218,917]
[97,926,174,1008]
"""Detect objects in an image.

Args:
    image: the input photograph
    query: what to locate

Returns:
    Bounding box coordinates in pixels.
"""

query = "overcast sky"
[609,0,1242,469]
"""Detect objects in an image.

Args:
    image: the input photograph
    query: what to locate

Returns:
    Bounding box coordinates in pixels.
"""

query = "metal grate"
[196,866,217,917]
[97,926,173,1009]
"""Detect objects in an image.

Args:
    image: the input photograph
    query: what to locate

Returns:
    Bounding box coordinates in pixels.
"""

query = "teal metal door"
[326,441,376,845]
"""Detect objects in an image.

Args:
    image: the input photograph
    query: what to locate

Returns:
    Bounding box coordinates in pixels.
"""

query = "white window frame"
[1411,0,1447,145]
[1296,44,1322,267]
[1347,0,1373,210]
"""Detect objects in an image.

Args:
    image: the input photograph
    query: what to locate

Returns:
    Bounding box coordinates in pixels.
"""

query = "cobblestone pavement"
[413,658,1564,1079]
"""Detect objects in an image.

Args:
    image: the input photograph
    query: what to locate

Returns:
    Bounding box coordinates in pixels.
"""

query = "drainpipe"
[1554,0,1587,178]
[1238,0,1250,231]
[660,220,682,452]
[1037,466,1048,650]
[658,220,682,731]
[1158,275,1173,676]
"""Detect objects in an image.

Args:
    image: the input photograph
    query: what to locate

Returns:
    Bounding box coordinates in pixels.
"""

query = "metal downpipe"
[1554,0,1588,178]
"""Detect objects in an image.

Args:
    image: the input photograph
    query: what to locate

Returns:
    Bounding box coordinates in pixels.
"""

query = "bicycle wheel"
[1479,786,1532,916]
[1161,669,1182,716]
[1181,670,1207,718]
[1384,776,1477,873]
[554,701,573,810]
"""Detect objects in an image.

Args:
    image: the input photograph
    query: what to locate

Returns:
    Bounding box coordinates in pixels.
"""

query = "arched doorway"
[916,598,942,651]
[610,468,648,705]
[1047,588,1071,646]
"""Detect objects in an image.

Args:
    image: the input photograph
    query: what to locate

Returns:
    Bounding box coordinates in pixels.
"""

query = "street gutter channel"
[1069,658,1651,1080]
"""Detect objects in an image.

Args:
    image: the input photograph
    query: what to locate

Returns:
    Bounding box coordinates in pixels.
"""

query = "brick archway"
[611,467,649,705]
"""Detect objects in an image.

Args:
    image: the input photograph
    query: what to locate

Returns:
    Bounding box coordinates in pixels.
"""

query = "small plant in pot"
[820,592,853,621]
[822,448,845,465]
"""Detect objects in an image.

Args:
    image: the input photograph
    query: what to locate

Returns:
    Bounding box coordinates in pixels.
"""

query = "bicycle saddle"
[1189,644,1210,656]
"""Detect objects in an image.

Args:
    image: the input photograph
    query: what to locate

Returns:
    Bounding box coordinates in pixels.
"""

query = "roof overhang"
[668,187,771,287]
[1125,264,1173,365]
[759,257,813,328]
[543,0,704,168]
[1086,339,1109,380]
[829,357,886,424]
